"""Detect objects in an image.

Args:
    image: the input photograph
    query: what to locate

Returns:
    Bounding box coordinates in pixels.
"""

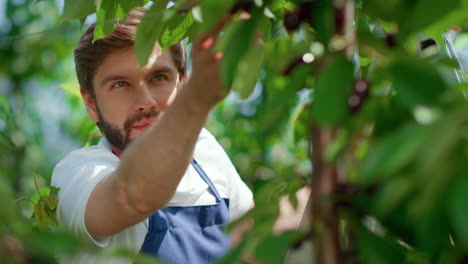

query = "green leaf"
[44,206,59,227]
[63,0,96,20]
[313,1,334,47]
[133,254,165,264]
[0,133,15,151]
[80,16,87,28]
[288,89,312,144]
[174,0,199,12]
[49,186,60,197]
[232,43,264,99]
[324,129,349,162]
[356,226,406,264]
[257,64,311,135]
[44,196,58,210]
[403,0,461,33]
[116,0,147,21]
[228,180,281,233]
[255,231,305,264]
[199,0,235,31]
[361,124,431,183]
[390,58,447,108]
[134,0,172,66]
[220,10,263,90]
[26,231,82,257]
[359,56,373,67]
[361,0,406,23]
[215,239,248,264]
[422,9,468,46]
[0,179,19,225]
[312,56,354,125]
[93,0,119,42]
[0,94,9,114]
[364,0,462,43]
[33,172,42,196]
[34,201,46,229]
[449,176,468,249]
[373,175,415,217]
[160,12,194,49]
[404,251,430,264]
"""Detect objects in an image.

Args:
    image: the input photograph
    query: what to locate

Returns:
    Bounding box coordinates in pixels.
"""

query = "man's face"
[81,45,184,153]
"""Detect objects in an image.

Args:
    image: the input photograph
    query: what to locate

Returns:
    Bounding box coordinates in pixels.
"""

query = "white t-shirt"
[51,128,253,263]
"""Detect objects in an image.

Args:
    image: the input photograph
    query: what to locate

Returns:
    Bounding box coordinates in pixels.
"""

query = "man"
[51,8,253,264]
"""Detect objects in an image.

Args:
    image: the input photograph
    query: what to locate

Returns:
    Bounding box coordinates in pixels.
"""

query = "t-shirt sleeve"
[52,152,115,247]
[200,129,254,221]
[227,165,254,221]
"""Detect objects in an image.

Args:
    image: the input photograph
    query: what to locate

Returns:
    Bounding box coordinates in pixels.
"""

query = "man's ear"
[80,88,100,123]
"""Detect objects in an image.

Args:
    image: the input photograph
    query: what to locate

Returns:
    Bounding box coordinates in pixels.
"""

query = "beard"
[95,105,159,151]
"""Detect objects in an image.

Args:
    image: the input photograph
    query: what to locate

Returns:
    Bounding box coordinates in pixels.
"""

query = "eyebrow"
[146,66,176,79]
[99,66,177,87]
[99,74,130,87]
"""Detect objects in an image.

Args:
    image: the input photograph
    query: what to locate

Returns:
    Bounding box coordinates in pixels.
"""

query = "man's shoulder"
[196,128,227,155]
[52,138,118,186]
[57,139,116,166]
[198,128,215,141]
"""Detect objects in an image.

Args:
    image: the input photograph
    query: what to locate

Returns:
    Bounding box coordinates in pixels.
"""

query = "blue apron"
[140,159,230,263]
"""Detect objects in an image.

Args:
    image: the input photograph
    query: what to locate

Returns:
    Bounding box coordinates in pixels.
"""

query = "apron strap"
[191,159,222,202]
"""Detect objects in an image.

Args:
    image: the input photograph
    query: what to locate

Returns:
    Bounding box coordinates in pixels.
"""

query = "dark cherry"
[284,8,301,31]
[336,183,358,196]
[284,2,315,32]
[385,33,397,48]
[334,7,345,34]
[335,183,356,208]
[364,183,380,195]
[348,95,362,114]
[354,79,369,99]
[298,2,314,22]
[349,79,370,114]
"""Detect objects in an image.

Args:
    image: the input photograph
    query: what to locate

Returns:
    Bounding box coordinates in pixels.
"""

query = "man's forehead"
[94,45,176,82]
[111,45,169,71]
[145,44,163,70]
[138,46,178,74]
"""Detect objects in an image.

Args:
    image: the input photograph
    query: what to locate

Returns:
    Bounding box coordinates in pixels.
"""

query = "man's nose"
[134,83,158,112]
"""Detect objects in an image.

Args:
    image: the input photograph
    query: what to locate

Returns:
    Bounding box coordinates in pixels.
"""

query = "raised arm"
[84,17,230,239]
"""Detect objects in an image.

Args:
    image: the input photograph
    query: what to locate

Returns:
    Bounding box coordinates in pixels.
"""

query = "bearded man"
[52,8,253,264]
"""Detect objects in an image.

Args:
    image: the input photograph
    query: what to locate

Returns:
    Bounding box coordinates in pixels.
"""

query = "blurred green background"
[3,0,468,263]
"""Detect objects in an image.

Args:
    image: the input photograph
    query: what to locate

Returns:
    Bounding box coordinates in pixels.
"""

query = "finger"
[200,36,215,50]
[212,52,223,62]
[238,11,251,20]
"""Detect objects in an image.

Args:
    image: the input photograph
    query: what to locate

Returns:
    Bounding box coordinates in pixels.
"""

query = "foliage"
[1,0,468,263]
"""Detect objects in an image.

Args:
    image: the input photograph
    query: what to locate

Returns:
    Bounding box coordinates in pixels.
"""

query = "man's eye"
[152,75,166,81]
[112,81,128,88]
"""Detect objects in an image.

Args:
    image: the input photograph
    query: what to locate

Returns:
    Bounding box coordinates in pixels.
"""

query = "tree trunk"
[311,126,340,264]
[310,0,355,263]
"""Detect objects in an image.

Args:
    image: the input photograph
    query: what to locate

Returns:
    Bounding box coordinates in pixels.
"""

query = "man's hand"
[186,15,232,108]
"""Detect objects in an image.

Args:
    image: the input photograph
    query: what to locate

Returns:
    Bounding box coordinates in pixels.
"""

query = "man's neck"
[110,144,123,157]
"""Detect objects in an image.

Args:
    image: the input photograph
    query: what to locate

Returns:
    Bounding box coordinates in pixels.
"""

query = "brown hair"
[74,8,186,98]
